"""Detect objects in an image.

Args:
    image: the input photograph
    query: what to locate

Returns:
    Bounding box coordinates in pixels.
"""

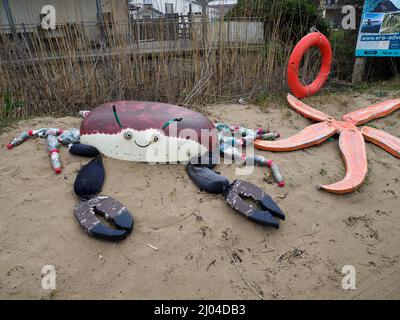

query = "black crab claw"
[188,151,220,169]
[225,180,285,228]
[186,163,230,194]
[74,195,134,241]
[69,143,100,158]
[74,155,105,200]
[260,195,285,221]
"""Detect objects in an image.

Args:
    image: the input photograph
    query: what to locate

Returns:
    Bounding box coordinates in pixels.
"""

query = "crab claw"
[342,99,400,125]
[74,195,134,241]
[287,94,330,122]
[225,180,285,228]
[248,210,280,229]
[320,130,368,194]
[255,121,337,152]
[361,126,400,158]
[260,195,285,221]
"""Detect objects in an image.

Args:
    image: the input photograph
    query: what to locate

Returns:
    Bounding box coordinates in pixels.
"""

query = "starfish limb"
[287,94,330,122]
[361,126,400,158]
[255,121,337,152]
[342,99,400,125]
[319,130,368,194]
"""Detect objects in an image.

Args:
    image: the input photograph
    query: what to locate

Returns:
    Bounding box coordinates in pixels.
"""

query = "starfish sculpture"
[255,94,400,194]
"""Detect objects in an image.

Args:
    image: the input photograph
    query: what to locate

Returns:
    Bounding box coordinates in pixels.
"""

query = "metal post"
[3,0,16,39]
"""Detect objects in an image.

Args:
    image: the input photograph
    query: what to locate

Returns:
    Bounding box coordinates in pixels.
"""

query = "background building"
[0,0,129,42]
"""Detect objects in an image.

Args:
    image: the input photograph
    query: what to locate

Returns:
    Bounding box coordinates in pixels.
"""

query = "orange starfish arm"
[287,94,330,122]
[255,121,337,152]
[361,126,400,158]
[342,99,400,125]
[320,130,368,194]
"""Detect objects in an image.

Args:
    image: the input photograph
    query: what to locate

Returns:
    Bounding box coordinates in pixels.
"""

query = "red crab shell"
[80,101,218,152]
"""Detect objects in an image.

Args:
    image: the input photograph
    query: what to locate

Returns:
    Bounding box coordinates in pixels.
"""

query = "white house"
[207,0,237,15]
[128,0,211,19]
[0,0,128,27]
[0,0,129,42]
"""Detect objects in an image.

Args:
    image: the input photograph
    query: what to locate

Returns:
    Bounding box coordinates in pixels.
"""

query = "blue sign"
[356,0,400,56]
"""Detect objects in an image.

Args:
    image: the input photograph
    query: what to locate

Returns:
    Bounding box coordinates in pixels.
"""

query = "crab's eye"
[153,135,159,143]
[124,131,133,140]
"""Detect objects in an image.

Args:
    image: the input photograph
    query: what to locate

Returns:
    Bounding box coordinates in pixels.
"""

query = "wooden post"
[227,20,230,43]
[136,19,140,48]
[352,57,366,84]
[2,0,16,39]
[201,0,208,49]
[95,0,106,45]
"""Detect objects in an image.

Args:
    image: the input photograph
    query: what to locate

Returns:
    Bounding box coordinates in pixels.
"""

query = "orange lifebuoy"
[287,32,332,99]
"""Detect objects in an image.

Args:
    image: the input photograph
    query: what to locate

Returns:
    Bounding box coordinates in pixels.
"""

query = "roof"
[133,6,164,17]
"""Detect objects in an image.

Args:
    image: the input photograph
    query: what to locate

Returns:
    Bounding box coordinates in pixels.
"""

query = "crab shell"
[80,101,218,163]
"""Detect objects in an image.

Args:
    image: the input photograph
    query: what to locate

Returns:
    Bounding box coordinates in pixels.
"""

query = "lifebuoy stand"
[287,32,332,99]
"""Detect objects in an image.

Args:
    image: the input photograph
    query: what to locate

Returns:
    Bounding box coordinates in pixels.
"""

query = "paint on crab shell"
[80,101,218,163]
[81,128,209,163]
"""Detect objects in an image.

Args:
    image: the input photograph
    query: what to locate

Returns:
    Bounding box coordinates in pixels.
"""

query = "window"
[143,0,152,4]
[165,3,174,15]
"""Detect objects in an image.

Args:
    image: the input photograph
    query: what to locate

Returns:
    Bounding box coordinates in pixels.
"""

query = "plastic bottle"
[79,110,91,118]
[220,143,245,163]
[245,155,285,187]
[7,131,30,149]
[255,127,268,135]
[267,160,285,187]
[58,128,80,145]
[246,155,267,166]
[260,132,280,141]
[30,128,63,138]
[219,136,243,147]
[242,131,257,145]
[215,123,231,136]
[47,135,62,174]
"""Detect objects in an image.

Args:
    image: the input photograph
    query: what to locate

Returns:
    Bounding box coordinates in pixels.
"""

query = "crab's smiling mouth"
[134,140,152,148]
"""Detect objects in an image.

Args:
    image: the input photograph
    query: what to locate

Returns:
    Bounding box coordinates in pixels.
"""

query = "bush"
[227,0,329,42]
[329,29,358,81]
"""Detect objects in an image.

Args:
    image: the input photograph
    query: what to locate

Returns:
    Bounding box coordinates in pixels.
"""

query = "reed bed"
[0,9,322,119]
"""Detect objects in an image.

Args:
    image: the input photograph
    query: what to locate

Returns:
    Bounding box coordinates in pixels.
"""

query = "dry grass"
[0,12,322,120]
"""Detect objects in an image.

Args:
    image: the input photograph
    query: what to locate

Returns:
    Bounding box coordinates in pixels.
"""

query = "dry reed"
[0,4,323,119]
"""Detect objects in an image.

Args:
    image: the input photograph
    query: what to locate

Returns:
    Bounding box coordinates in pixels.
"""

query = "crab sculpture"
[80,101,218,163]
[7,101,286,241]
[75,101,285,236]
[255,94,400,194]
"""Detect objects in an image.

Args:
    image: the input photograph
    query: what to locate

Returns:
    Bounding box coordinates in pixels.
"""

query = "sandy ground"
[0,90,399,300]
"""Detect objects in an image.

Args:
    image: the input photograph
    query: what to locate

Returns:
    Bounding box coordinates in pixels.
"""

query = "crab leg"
[361,126,400,158]
[320,130,368,194]
[287,94,330,122]
[342,99,400,125]
[255,121,337,152]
